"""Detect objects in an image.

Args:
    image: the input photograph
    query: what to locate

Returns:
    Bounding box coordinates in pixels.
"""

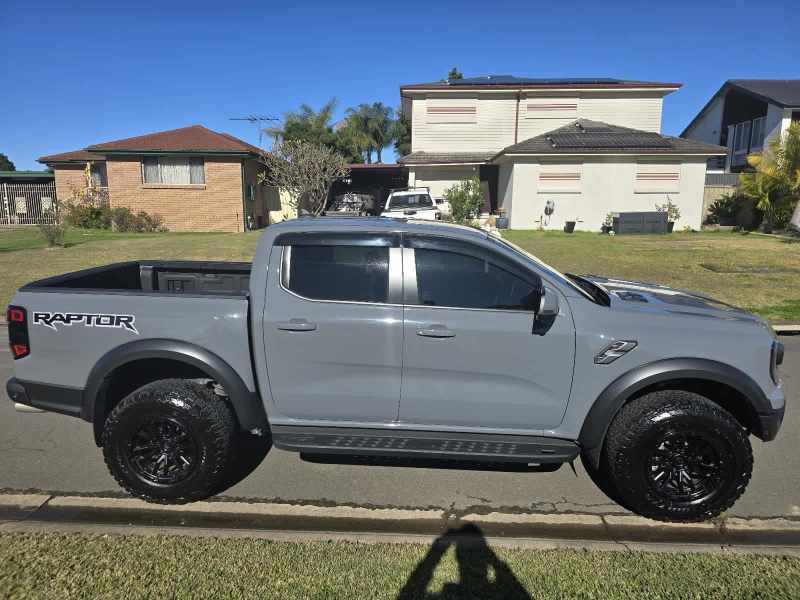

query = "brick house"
[39,125,279,232]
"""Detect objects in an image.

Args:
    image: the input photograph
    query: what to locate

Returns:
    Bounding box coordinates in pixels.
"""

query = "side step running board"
[272,426,579,464]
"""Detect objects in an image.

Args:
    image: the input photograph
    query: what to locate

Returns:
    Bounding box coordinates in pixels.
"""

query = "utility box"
[613,211,668,234]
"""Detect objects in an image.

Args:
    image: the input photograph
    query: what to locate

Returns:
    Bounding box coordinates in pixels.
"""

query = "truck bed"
[21,261,252,296]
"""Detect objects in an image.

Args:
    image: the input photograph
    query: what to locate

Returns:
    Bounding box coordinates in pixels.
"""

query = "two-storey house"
[399,76,726,230]
[681,79,800,172]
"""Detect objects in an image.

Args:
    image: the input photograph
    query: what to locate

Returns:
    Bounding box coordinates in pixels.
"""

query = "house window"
[525,98,578,119]
[732,121,752,156]
[750,117,766,151]
[142,157,205,185]
[635,163,681,193]
[90,162,107,187]
[425,99,477,124]
[538,164,582,193]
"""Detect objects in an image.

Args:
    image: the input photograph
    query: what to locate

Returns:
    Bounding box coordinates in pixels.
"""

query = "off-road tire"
[603,390,753,522]
[102,379,235,504]
[580,450,633,512]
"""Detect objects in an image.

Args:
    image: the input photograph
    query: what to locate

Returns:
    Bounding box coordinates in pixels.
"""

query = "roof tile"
[86,125,262,154]
[497,120,727,157]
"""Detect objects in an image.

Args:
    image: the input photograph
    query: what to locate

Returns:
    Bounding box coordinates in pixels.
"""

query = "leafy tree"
[740,122,800,231]
[392,110,411,157]
[0,153,16,171]
[259,140,349,216]
[444,176,484,224]
[447,67,463,80]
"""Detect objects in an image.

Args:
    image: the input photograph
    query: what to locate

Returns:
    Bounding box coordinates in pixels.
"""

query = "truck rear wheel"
[602,390,753,522]
[102,379,235,504]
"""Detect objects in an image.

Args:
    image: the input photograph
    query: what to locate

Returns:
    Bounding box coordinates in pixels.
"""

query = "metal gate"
[0,181,58,227]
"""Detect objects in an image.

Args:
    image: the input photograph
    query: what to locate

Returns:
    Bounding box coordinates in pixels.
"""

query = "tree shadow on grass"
[397,523,531,600]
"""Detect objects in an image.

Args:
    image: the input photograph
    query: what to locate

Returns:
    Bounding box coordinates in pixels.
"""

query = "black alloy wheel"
[644,431,732,507]
[102,379,236,503]
[128,418,199,485]
[602,390,753,522]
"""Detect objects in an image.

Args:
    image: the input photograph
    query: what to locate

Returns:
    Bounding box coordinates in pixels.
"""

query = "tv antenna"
[229,115,278,147]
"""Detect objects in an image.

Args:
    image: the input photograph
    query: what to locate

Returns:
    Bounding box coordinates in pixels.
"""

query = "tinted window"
[288,245,389,303]
[415,249,539,310]
[388,194,434,210]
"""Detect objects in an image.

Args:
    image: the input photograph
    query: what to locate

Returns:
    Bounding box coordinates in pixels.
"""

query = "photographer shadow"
[396,523,531,600]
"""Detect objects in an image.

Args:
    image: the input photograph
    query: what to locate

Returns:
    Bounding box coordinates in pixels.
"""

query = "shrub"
[734,196,762,230]
[655,199,680,222]
[38,209,67,248]
[706,194,737,225]
[444,176,484,225]
[110,207,166,232]
[706,193,762,230]
[65,204,166,232]
[773,197,797,230]
[65,204,113,229]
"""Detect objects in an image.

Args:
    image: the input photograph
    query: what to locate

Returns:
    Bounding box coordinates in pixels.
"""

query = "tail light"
[7,305,30,359]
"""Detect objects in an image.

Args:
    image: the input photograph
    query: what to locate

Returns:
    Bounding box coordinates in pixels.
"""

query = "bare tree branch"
[259,140,349,216]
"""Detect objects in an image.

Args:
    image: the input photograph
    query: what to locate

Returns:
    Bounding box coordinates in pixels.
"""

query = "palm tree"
[740,122,800,231]
[343,103,397,164]
[344,104,375,163]
[368,102,394,163]
[266,98,338,147]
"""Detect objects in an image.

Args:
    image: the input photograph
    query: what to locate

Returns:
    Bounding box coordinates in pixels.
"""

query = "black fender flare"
[83,339,267,442]
[578,357,770,466]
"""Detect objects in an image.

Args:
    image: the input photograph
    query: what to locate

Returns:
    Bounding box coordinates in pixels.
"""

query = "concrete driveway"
[1,333,797,518]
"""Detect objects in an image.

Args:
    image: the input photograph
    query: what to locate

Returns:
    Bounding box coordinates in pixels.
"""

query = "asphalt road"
[1,332,797,518]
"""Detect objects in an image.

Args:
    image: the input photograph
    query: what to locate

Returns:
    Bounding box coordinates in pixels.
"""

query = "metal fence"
[0,181,58,227]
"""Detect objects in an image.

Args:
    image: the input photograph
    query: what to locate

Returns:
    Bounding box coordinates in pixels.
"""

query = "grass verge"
[0,228,798,322]
[1,531,799,599]
[505,230,800,322]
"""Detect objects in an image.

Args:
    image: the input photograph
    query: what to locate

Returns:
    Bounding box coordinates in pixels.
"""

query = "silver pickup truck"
[6,218,785,522]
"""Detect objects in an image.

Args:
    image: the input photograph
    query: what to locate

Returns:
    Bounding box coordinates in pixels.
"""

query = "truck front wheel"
[102,379,235,503]
[602,390,753,522]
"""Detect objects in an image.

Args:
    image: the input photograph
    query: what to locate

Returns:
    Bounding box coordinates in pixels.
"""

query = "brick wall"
[53,164,89,203]
[106,156,245,232]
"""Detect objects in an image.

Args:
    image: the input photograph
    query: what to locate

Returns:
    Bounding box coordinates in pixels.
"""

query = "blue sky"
[2,0,797,170]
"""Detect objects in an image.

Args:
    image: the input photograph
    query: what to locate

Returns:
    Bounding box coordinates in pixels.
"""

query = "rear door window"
[287,245,389,303]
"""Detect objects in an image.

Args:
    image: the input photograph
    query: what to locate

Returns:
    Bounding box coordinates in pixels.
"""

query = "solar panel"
[448,76,623,86]
[547,133,671,149]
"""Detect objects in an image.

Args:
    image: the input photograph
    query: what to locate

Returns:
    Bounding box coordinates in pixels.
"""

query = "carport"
[327,164,408,215]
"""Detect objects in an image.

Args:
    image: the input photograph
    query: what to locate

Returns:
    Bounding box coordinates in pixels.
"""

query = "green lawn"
[504,230,800,323]
[1,531,798,599]
[1,227,798,322]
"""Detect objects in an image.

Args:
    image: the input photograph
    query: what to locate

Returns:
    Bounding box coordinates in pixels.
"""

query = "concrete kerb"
[1,493,799,554]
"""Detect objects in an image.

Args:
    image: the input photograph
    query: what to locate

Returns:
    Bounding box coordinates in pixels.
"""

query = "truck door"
[399,235,575,431]
[263,232,403,423]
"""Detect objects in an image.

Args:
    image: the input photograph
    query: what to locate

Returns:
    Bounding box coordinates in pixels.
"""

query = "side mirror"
[532,285,558,336]
[538,286,559,317]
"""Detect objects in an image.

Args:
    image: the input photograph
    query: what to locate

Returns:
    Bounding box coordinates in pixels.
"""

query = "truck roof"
[264,217,490,243]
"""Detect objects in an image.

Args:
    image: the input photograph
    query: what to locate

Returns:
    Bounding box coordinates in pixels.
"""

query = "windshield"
[488,235,597,302]
[387,194,433,211]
